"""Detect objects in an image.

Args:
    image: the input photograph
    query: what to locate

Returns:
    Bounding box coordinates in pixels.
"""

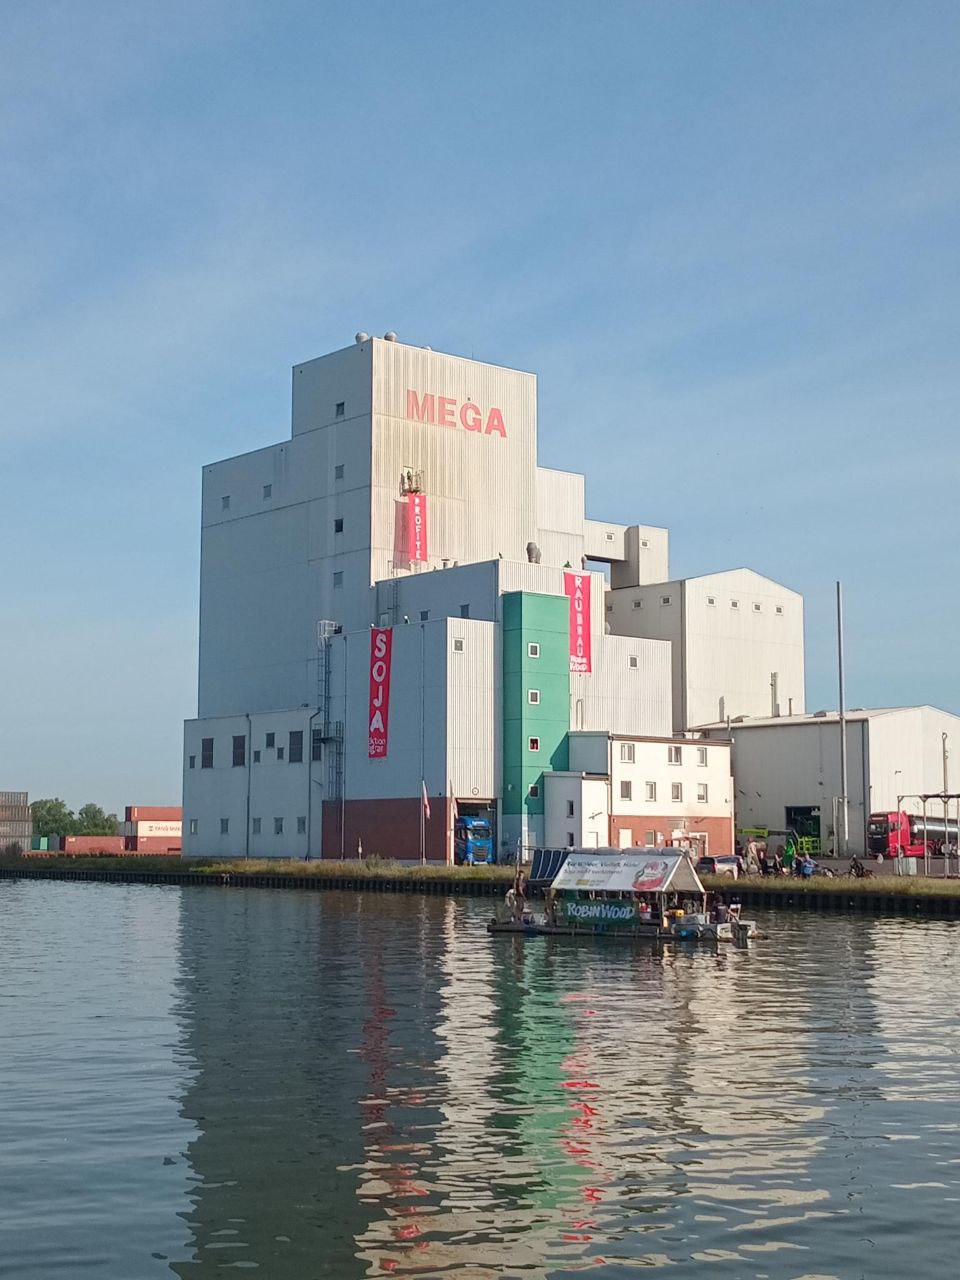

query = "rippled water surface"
[2,881,960,1278]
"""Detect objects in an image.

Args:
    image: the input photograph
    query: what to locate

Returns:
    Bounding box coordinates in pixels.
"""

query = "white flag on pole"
[421,780,431,821]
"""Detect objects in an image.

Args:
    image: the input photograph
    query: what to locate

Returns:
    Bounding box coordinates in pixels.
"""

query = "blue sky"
[3,1,959,812]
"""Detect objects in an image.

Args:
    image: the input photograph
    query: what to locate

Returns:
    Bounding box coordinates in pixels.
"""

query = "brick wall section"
[610,814,733,856]
[322,797,452,862]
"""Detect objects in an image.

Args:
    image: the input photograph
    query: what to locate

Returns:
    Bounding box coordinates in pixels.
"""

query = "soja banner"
[563,571,592,674]
[368,627,393,758]
[407,492,428,562]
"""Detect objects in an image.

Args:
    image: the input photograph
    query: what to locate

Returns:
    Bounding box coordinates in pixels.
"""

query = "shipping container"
[134,820,182,838]
[61,835,126,855]
[127,836,181,854]
[125,806,183,823]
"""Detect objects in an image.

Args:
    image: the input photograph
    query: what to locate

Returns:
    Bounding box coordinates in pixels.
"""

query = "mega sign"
[368,628,393,759]
[406,389,507,437]
[563,572,592,674]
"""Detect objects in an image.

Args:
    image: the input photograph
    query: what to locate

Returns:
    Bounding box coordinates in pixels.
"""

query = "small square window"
[266,732,275,748]
[644,830,655,845]
[620,780,632,800]
[189,818,198,835]
[335,401,345,418]
[668,745,682,765]
[706,596,716,606]
[620,742,635,763]
[220,818,229,835]
[527,642,540,658]
[697,783,709,803]
[528,736,540,752]
[188,755,195,769]
[731,599,739,609]
[629,655,638,669]
[645,781,657,802]
[753,602,762,613]
[697,746,708,766]
[262,483,272,500]
[420,610,429,621]
[274,817,284,835]
[253,749,261,763]
[221,495,230,511]
[567,832,575,847]
[297,816,306,835]
[276,746,284,760]
[334,464,344,480]
[333,571,343,588]
[459,604,470,618]
[453,637,464,652]
[605,603,613,612]
[661,595,671,606]
[334,517,343,533]
[528,784,540,798]
[528,689,540,705]
[252,818,261,835]
[566,800,575,818]
[671,782,682,802]
[776,605,784,615]
[640,539,650,548]
[632,599,643,609]
[605,531,615,541]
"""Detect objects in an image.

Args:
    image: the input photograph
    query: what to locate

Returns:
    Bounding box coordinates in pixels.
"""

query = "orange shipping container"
[61,835,126,855]
[125,806,182,823]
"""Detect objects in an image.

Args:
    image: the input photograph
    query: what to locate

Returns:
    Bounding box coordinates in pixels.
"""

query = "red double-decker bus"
[867,811,957,858]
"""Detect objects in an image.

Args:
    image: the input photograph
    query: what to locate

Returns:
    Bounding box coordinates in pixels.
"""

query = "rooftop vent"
[355,331,369,344]
[384,331,398,342]
[813,710,829,717]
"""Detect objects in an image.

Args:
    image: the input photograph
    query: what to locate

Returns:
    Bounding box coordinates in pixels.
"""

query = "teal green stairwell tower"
[502,591,570,849]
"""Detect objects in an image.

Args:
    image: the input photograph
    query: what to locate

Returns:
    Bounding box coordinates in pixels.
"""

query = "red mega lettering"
[406,389,507,437]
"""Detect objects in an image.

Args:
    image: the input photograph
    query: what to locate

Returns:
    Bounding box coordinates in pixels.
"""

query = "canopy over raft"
[550,849,706,898]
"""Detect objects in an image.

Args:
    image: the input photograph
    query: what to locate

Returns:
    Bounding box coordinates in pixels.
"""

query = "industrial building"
[698,706,960,855]
[183,334,804,859]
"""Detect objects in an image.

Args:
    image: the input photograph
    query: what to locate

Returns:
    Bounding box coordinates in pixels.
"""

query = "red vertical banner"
[368,628,393,759]
[407,492,428,562]
[564,572,592,674]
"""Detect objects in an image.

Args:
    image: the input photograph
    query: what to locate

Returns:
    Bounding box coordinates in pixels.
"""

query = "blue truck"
[454,815,495,865]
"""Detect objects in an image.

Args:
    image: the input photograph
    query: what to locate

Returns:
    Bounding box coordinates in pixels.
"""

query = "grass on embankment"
[701,872,960,898]
[0,853,516,881]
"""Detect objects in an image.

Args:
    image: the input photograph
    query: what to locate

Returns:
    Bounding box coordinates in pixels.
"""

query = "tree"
[31,798,76,837]
[75,804,118,837]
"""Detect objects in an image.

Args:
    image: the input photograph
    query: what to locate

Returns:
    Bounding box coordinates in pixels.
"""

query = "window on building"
[312,729,323,761]
[528,689,540,705]
[527,642,540,658]
[620,742,635,763]
[201,738,214,769]
[262,483,272,500]
[452,637,464,652]
[220,818,229,835]
[605,531,615,542]
[528,736,540,752]
[632,599,643,609]
[645,781,657,802]
[289,730,303,763]
[671,782,683,802]
[640,539,650,548]
[620,780,633,801]
[459,604,470,618]
[731,599,739,609]
[265,732,275,748]
[420,610,429,621]
[629,655,638,669]
[566,800,575,818]
[253,749,261,763]
[706,596,716,606]
[644,830,655,845]
[753,602,762,613]
[776,605,784,615]
[605,602,613,612]
[567,832,575,846]
[274,817,283,835]
[334,464,344,480]
[232,735,246,767]
[221,495,230,511]
[661,595,672,606]
[334,517,343,533]
[188,755,195,770]
[668,745,682,765]
[252,818,261,835]
[189,818,198,835]
[335,401,345,418]
[528,783,540,798]
[697,783,709,803]
[333,571,343,588]
[297,816,306,834]
[697,746,708,766]
[276,746,284,760]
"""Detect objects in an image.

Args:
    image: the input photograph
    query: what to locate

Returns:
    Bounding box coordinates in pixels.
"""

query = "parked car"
[696,855,739,879]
